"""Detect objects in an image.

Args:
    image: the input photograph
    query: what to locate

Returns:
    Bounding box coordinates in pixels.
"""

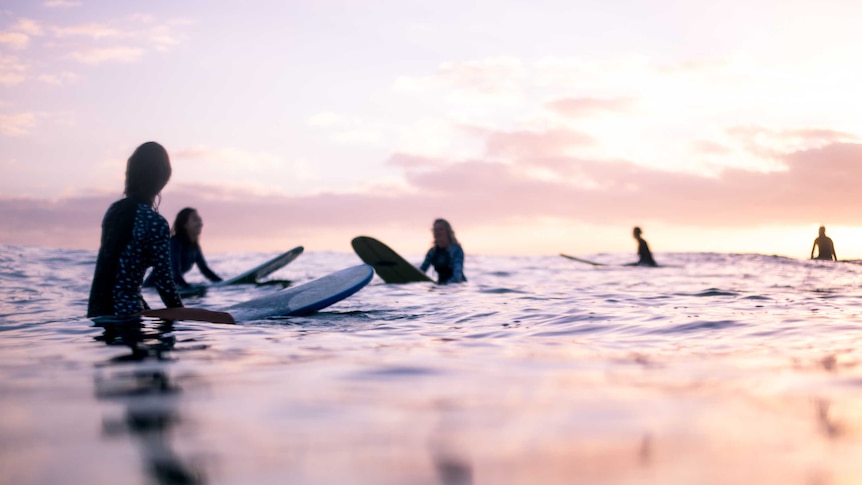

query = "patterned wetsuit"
[144,236,222,288]
[87,199,182,317]
[420,244,467,284]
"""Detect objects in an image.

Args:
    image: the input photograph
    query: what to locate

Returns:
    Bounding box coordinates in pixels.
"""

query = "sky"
[2,0,862,257]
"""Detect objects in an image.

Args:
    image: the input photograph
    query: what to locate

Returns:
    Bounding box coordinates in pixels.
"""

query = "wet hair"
[172,207,199,245]
[124,142,171,207]
[633,226,642,236]
[434,218,459,246]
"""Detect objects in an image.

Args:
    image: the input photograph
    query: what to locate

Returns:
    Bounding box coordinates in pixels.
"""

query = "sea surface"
[3,244,862,485]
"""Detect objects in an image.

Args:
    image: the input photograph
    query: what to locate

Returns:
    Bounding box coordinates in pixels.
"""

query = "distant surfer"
[630,226,657,267]
[87,142,184,317]
[421,218,467,284]
[811,226,837,261]
[144,208,223,289]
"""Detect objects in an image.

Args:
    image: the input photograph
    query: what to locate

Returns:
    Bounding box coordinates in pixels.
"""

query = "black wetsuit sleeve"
[170,238,191,288]
[446,245,467,283]
[87,199,136,317]
[195,248,222,282]
[638,240,657,266]
[420,248,434,272]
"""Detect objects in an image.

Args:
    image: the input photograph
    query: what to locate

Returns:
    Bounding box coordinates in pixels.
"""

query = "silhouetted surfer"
[88,142,183,317]
[630,226,657,267]
[811,226,837,261]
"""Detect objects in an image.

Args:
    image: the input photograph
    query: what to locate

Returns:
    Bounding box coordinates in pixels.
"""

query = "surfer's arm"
[420,249,433,272]
[169,238,191,288]
[447,245,466,283]
[151,220,183,308]
[195,249,222,282]
[811,241,817,259]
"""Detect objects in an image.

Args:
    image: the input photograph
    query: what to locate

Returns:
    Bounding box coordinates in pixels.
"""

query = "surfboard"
[560,253,606,266]
[351,236,433,284]
[225,264,374,321]
[561,253,680,268]
[215,246,304,286]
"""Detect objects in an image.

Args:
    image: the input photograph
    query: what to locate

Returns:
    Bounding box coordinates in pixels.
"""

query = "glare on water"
[2,245,862,484]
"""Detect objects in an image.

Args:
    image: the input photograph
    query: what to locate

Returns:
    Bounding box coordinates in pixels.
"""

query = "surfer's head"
[173,207,203,244]
[432,218,458,248]
[819,226,826,237]
[124,141,171,207]
[633,226,642,239]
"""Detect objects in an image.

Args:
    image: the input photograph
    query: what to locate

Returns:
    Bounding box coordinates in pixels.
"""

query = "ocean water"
[3,244,862,485]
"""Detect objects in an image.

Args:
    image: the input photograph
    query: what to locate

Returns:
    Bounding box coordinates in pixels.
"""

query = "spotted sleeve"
[148,214,183,308]
[112,205,183,315]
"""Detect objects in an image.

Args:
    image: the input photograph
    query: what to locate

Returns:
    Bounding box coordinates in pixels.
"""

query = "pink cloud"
[0,55,28,85]
[67,47,144,64]
[0,32,30,49]
[545,97,634,118]
[0,112,38,136]
[3,142,862,250]
[690,140,732,155]
[482,128,596,158]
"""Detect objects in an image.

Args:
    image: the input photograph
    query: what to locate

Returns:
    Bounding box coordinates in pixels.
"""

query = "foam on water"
[2,244,862,484]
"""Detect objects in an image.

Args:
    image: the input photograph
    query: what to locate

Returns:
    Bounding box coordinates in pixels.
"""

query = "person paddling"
[144,208,223,289]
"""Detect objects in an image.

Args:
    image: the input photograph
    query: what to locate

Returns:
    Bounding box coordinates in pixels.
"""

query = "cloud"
[52,23,121,39]
[690,140,733,156]
[482,128,597,159]
[0,55,28,85]
[0,19,44,50]
[545,97,635,118]
[67,46,144,64]
[37,71,78,85]
[5,141,862,250]
[171,145,317,192]
[0,112,38,136]
[306,111,385,146]
[14,19,45,36]
[43,0,82,7]
[0,32,29,49]
[394,57,525,97]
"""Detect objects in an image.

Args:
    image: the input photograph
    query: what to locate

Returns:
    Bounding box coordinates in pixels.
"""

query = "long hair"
[434,218,459,247]
[172,207,198,245]
[124,141,171,207]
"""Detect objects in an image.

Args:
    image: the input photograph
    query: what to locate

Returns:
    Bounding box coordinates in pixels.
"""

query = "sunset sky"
[2,0,862,258]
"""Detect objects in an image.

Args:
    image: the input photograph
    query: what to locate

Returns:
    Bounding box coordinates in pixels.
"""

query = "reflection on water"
[95,320,207,485]
[3,246,862,484]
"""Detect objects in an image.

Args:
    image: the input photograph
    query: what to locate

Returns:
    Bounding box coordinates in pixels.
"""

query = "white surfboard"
[214,246,304,286]
[225,264,374,321]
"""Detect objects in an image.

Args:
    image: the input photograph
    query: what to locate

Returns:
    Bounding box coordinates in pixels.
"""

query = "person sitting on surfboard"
[631,226,657,267]
[420,218,467,284]
[87,142,184,317]
[811,226,837,261]
[144,207,222,289]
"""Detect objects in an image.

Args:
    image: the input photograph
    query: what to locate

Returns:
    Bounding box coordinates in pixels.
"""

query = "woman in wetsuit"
[420,218,467,284]
[154,208,223,288]
[87,142,183,318]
